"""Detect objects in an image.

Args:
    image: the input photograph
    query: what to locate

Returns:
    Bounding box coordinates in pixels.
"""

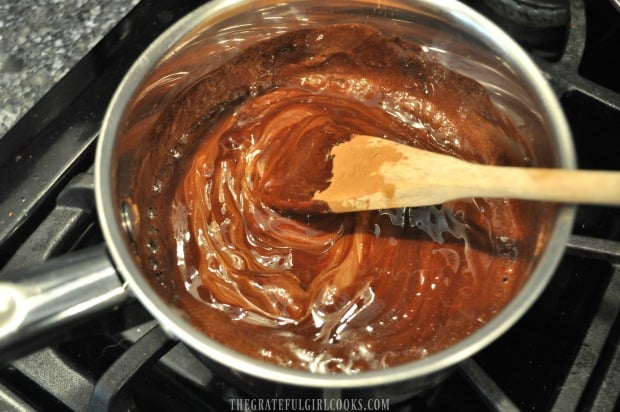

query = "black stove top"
[0,1,618,411]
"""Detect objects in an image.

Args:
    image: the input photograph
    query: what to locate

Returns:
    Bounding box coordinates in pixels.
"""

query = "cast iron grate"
[0,0,618,411]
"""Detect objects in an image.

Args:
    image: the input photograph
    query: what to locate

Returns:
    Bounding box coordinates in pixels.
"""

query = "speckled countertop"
[0,0,141,138]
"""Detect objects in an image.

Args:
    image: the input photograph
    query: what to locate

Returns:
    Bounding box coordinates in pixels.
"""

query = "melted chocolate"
[131,24,551,373]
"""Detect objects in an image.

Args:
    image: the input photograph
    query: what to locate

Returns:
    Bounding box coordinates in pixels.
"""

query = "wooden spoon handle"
[448,164,620,205]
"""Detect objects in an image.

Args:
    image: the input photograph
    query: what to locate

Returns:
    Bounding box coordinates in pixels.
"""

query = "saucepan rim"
[95,0,576,388]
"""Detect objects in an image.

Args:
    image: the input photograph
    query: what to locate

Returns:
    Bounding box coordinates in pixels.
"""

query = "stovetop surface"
[0,1,618,411]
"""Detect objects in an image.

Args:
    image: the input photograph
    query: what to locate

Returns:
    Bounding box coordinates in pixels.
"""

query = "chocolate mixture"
[131,24,550,373]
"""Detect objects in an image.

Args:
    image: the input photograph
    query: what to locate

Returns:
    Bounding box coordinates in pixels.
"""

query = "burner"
[464,0,570,60]
[482,0,569,28]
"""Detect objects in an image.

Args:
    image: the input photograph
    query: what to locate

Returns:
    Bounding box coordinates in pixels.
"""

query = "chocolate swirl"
[135,24,548,373]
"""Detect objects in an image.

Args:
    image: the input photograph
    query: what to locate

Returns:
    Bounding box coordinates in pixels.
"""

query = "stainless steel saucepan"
[0,0,576,399]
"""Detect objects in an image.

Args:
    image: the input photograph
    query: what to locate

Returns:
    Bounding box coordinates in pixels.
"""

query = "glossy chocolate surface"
[130,24,550,373]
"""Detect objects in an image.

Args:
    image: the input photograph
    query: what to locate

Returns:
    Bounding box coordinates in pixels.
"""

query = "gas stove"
[0,0,618,411]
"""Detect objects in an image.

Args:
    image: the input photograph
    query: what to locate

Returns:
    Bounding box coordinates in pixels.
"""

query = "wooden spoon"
[268,134,620,214]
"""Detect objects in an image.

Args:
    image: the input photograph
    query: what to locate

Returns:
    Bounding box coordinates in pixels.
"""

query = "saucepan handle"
[0,245,129,363]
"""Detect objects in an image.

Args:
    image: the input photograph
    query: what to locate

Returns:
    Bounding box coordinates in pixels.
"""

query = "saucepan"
[0,0,575,400]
